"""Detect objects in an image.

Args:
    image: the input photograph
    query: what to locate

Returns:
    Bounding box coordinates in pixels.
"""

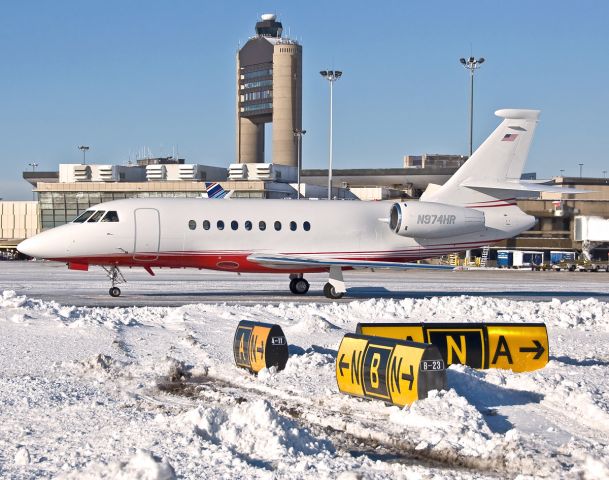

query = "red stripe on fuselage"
[50,240,502,273]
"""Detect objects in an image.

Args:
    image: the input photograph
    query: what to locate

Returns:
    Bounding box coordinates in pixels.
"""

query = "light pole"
[293,129,306,199]
[603,170,607,179]
[320,70,342,200]
[27,163,39,200]
[578,163,584,178]
[78,145,90,164]
[459,56,485,157]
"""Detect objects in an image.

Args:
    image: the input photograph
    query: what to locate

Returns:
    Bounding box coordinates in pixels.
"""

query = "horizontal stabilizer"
[461,179,589,195]
[248,253,454,271]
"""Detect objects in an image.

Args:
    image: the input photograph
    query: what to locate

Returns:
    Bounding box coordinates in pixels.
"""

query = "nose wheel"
[102,266,126,297]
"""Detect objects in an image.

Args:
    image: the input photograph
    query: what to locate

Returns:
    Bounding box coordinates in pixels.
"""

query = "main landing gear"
[323,282,344,300]
[102,266,126,297]
[288,267,346,299]
[289,274,310,295]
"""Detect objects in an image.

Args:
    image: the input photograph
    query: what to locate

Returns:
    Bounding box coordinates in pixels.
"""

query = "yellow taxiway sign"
[233,320,289,374]
[356,323,548,372]
[336,334,446,407]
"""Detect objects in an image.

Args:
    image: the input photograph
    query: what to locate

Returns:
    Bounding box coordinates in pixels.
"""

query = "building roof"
[22,171,59,187]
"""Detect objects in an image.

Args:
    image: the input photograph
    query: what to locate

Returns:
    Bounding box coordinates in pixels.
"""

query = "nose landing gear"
[102,266,126,297]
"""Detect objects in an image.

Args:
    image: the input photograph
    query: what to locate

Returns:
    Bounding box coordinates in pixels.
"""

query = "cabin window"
[203,220,210,230]
[245,220,252,231]
[289,221,297,231]
[274,221,282,231]
[73,211,94,223]
[231,220,238,231]
[259,221,266,231]
[217,220,225,230]
[303,221,311,231]
[101,211,119,223]
[87,211,106,223]
[188,220,196,230]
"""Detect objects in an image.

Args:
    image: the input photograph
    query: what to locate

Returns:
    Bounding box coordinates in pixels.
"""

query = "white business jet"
[18,109,568,299]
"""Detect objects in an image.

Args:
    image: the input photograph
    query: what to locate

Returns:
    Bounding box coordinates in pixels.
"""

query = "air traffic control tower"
[236,14,302,166]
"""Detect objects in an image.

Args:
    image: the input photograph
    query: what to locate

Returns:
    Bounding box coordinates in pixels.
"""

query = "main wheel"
[290,278,309,295]
[109,287,121,297]
[323,282,344,300]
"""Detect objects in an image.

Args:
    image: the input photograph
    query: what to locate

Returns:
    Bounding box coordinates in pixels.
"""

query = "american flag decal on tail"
[502,133,519,142]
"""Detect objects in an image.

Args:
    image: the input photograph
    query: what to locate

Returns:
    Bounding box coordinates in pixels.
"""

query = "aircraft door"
[134,208,160,261]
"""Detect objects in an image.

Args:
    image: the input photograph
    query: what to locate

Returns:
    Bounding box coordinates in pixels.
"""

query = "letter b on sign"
[363,345,392,400]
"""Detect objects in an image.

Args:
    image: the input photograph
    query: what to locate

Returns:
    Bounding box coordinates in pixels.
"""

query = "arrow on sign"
[401,365,414,391]
[338,354,350,376]
[519,340,545,360]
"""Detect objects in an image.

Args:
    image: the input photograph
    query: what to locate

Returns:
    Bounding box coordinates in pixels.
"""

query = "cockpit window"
[87,211,106,223]
[73,211,95,223]
[101,211,119,223]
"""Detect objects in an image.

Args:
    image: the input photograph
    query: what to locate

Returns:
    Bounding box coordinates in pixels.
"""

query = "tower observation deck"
[236,14,302,167]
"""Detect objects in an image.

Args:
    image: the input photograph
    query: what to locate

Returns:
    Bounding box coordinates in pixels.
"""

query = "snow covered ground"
[1,263,609,478]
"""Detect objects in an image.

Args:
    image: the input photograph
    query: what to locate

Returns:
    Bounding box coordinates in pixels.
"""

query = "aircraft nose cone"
[17,237,43,258]
[17,227,71,259]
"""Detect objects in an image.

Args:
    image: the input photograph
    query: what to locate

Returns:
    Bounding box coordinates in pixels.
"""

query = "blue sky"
[1,1,608,199]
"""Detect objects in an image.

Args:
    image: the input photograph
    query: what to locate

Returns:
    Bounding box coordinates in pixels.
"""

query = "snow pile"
[71,353,131,382]
[579,456,609,480]
[58,449,176,480]
[1,289,30,308]
[284,348,335,373]
[14,446,31,466]
[0,290,142,330]
[229,295,609,332]
[177,399,333,461]
[327,296,609,331]
[3,289,609,334]
[390,389,498,458]
[504,366,609,430]
[286,313,339,334]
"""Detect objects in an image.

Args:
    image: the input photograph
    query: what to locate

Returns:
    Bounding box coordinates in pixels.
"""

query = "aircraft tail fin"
[204,182,233,199]
[421,109,542,205]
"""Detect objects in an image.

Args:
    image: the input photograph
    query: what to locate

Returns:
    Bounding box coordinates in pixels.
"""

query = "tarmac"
[1,260,608,306]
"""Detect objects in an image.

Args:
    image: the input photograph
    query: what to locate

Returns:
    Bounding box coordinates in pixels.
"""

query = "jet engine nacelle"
[389,202,485,239]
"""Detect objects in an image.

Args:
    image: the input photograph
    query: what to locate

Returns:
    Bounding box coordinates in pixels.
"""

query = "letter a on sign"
[487,324,548,372]
[491,335,513,365]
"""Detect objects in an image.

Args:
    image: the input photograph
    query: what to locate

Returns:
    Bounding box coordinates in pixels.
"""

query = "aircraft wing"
[247,253,454,270]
